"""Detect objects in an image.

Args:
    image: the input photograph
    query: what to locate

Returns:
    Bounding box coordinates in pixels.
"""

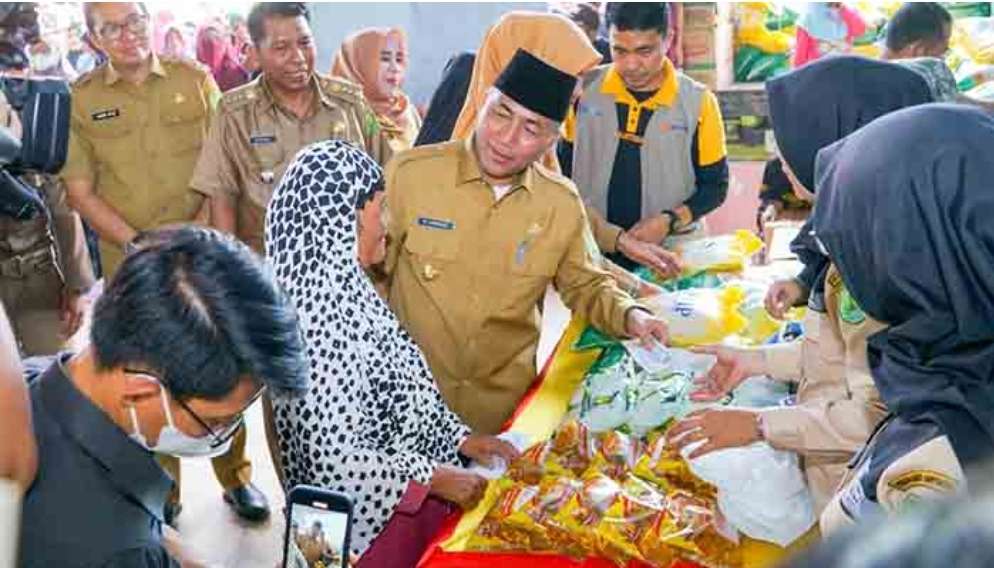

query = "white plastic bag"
[681,440,816,546]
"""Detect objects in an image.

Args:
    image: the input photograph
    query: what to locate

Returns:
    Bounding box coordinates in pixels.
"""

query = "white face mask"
[128,383,233,459]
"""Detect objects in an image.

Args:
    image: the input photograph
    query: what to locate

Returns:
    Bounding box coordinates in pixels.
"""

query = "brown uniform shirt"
[189,74,384,253]
[759,264,889,511]
[384,139,640,434]
[61,55,220,276]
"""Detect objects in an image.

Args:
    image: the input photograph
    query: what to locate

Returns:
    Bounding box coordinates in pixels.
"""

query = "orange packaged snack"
[634,429,717,499]
[507,442,551,485]
[546,473,621,557]
[592,430,643,480]
[547,419,598,477]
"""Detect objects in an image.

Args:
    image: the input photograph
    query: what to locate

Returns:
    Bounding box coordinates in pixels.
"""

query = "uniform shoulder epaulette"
[72,62,109,88]
[317,74,364,103]
[160,55,210,76]
[217,79,264,112]
[390,140,459,171]
[533,162,581,197]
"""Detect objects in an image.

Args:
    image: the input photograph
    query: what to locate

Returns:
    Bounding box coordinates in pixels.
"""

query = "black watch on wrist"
[661,210,680,233]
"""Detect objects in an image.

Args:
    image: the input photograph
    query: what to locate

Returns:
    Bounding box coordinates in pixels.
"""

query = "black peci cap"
[493,48,578,123]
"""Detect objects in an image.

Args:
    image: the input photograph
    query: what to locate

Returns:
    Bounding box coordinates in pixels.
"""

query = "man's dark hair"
[247,2,309,46]
[606,3,669,35]
[885,2,952,53]
[91,226,309,400]
[565,3,600,36]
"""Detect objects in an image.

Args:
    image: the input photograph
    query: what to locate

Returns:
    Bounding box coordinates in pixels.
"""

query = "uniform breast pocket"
[403,225,459,286]
[504,243,559,312]
[83,111,136,162]
[250,139,287,175]
[160,98,206,156]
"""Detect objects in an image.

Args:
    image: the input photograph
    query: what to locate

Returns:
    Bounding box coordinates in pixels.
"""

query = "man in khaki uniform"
[1,90,94,356]
[384,50,669,435]
[61,2,267,524]
[190,2,385,254]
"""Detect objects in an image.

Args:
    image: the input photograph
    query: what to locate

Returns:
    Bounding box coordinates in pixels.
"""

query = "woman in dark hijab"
[762,55,932,317]
[413,52,475,147]
[817,104,994,533]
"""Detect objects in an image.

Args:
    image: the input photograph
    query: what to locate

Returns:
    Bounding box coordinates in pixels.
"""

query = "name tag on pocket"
[417,217,455,231]
[250,134,277,145]
[660,121,689,133]
[91,108,120,121]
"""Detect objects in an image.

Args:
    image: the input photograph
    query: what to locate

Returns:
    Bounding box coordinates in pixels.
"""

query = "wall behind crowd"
[310,2,537,106]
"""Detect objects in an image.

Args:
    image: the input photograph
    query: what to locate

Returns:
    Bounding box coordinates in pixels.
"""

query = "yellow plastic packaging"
[598,475,669,566]
[634,430,718,500]
[547,473,622,559]
[547,419,598,477]
[638,489,740,568]
[644,286,749,347]
[728,279,805,346]
[591,430,643,480]
[673,230,765,274]
[469,479,543,552]
[735,3,792,54]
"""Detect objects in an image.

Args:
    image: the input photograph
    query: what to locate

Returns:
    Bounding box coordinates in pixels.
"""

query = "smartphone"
[283,485,353,568]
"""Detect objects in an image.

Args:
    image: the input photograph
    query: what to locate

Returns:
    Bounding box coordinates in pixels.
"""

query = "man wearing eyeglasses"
[60,2,271,525]
[17,226,310,567]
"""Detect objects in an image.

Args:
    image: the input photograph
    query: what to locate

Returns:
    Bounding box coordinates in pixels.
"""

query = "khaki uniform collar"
[104,52,167,86]
[457,136,535,193]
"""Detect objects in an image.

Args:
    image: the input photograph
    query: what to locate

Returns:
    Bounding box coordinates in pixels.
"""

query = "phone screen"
[285,502,349,568]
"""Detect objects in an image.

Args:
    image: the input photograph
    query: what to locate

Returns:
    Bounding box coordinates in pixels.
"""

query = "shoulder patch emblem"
[838,287,866,325]
[888,469,958,494]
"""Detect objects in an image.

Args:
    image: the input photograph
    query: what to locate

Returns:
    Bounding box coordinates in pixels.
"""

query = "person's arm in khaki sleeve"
[43,178,95,293]
[760,325,887,457]
[63,117,139,248]
[43,178,95,337]
[587,207,623,253]
[381,158,408,283]
[553,200,658,340]
[191,73,224,225]
[190,110,239,235]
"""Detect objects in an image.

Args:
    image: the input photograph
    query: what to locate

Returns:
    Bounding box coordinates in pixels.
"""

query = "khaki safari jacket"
[758,264,889,512]
[61,55,219,276]
[384,139,641,435]
[190,74,386,254]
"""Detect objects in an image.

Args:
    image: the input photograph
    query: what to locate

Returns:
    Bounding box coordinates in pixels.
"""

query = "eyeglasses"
[98,13,149,42]
[125,368,267,450]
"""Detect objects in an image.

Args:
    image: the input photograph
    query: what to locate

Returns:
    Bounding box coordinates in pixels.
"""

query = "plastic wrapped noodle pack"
[470,420,742,567]
[471,471,739,567]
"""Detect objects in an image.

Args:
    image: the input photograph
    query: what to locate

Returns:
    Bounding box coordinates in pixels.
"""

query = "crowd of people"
[1,1,993,567]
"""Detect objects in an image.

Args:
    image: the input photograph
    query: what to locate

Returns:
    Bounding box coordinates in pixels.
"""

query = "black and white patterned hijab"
[265,140,470,556]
